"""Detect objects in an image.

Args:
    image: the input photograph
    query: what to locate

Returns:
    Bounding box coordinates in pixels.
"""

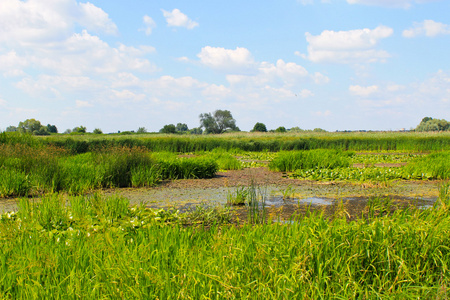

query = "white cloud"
[76,100,93,108]
[312,110,332,117]
[349,85,379,96]
[142,15,156,35]
[111,90,146,103]
[403,20,450,38]
[78,2,118,35]
[0,51,28,77]
[0,0,117,48]
[197,46,256,73]
[347,0,439,9]
[304,26,393,64]
[161,9,198,29]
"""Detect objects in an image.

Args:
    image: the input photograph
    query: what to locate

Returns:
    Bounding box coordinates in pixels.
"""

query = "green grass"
[0,188,449,298]
[3,131,450,153]
[269,149,354,172]
[0,146,218,197]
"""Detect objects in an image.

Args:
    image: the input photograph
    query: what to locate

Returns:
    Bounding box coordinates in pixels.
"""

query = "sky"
[0,0,449,133]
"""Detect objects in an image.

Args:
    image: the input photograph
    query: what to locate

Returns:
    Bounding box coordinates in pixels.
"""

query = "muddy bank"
[0,168,440,217]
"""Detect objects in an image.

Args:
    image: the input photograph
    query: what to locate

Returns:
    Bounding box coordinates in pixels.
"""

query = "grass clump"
[269,149,353,172]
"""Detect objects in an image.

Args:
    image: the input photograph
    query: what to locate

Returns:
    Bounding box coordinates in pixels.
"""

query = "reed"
[269,149,353,172]
[1,191,450,298]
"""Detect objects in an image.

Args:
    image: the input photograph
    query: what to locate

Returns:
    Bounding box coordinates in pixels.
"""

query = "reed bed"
[0,145,218,197]
[2,131,449,153]
[0,186,449,298]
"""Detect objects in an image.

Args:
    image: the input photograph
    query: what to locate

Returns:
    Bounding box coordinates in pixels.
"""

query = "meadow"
[1,131,450,298]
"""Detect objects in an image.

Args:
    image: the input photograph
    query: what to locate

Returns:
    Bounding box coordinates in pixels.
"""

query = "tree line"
[7,111,445,136]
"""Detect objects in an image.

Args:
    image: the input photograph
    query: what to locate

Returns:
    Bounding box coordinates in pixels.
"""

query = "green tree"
[189,127,203,135]
[275,126,286,133]
[416,117,450,132]
[18,119,42,134]
[93,128,103,134]
[176,123,189,133]
[252,122,267,132]
[199,110,238,134]
[5,126,17,132]
[72,126,87,134]
[160,124,176,134]
[137,127,147,134]
[35,126,50,136]
[47,124,58,133]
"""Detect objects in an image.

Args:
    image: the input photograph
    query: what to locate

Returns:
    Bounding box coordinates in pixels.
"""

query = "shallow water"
[0,183,439,217]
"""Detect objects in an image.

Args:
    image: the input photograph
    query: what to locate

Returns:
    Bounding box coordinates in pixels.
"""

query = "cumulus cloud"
[347,0,439,9]
[142,15,156,35]
[403,20,450,38]
[162,9,198,29]
[197,46,256,72]
[78,2,118,35]
[0,0,117,47]
[303,25,393,64]
[349,85,379,96]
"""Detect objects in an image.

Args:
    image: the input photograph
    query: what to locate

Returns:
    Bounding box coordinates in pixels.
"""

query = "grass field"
[1,131,450,298]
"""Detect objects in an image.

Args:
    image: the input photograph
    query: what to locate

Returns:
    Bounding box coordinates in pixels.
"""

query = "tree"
[275,126,287,133]
[176,123,189,133]
[199,110,238,134]
[137,127,147,134]
[93,128,103,134]
[416,117,450,132]
[252,122,267,132]
[160,124,176,134]
[6,126,17,132]
[35,126,50,136]
[189,127,203,135]
[72,126,87,134]
[47,124,58,133]
[18,119,42,134]
[313,128,327,132]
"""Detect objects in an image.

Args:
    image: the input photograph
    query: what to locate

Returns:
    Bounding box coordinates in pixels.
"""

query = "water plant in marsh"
[1,188,450,298]
[269,149,354,172]
[0,146,218,197]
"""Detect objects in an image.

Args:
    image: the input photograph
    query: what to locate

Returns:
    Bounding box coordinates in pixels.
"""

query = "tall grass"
[1,190,450,298]
[404,151,450,180]
[0,146,218,197]
[24,130,450,152]
[269,149,353,172]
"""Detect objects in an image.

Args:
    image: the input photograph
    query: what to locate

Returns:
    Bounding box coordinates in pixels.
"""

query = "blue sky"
[0,0,449,133]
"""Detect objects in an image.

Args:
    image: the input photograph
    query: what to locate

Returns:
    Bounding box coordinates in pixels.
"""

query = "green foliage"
[136,127,147,134]
[46,124,58,133]
[208,149,242,170]
[72,126,87,134]
[189,127,203,135]
[252,122,267,132]
[5,126,17,132]
[416,117,450,132]
[1,191,450,298]
[0,146,219,197]
[92,128,103,134]
[275,126,287,133]
[160,124,176,134]
[269,149,353,172]
[176,123,188,133]
[18,118,42,133]
[199,109,238,134]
